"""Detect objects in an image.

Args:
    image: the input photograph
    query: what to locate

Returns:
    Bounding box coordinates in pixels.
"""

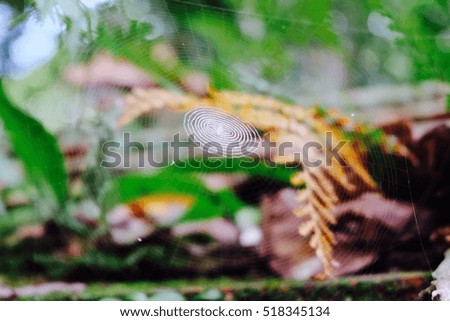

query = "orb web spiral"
[184,107,262,158]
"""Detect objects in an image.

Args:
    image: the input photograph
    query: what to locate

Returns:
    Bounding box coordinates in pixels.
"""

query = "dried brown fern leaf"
[120,87,379,276]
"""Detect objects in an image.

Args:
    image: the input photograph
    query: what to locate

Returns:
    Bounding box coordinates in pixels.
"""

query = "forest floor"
[1,272,431,301]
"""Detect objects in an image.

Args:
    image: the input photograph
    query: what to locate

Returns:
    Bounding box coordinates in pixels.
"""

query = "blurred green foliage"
[378,0,450,82]
[162,0,337,87]
[96,21,184,89]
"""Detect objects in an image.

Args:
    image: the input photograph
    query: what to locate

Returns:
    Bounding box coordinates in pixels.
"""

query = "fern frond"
[120,87,379,276]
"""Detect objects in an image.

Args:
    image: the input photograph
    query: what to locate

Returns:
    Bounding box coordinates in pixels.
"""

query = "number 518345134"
[262,306,330,317]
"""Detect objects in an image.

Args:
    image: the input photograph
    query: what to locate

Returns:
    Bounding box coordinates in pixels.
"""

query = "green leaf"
[169,158,296,185]
[0,84,68,205]
[109,171,223,222]
[216,189,246,212]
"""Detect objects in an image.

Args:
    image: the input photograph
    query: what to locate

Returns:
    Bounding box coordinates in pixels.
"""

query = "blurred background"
[0,0,449,300]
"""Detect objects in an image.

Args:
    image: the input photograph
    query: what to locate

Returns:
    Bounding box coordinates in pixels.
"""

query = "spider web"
[2,0,444,280]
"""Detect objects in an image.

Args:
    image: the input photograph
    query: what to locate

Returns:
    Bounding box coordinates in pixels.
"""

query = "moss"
[7,272,432,301]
